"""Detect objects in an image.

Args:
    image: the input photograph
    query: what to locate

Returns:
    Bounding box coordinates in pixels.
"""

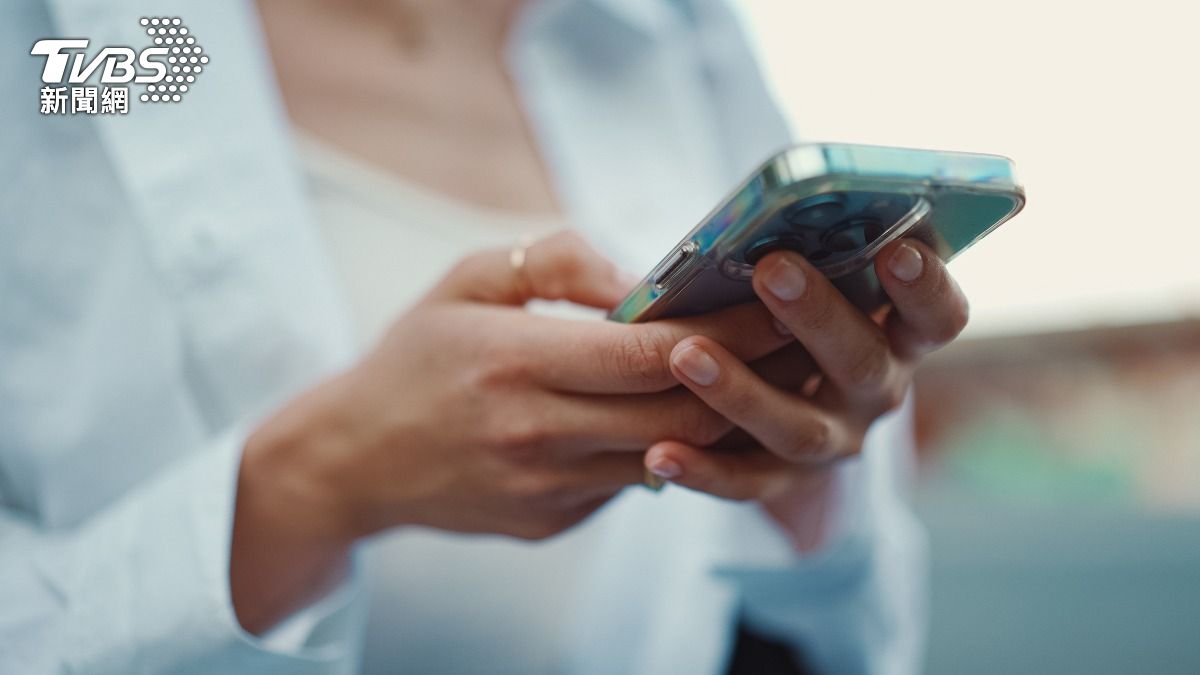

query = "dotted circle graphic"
[139,17,208,105]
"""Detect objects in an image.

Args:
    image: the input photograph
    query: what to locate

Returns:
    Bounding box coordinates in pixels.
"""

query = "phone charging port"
[653,241,699,290]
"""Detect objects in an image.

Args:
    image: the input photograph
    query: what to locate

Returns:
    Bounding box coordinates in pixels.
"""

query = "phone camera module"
[806,247,833,262]
[782,193,845,228]
[744,234,808,266]
[823,216,885,253]
[724,191,926,282]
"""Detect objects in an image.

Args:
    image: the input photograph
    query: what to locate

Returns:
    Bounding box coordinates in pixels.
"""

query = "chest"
[0,74,352,529]
[264,12,561,216]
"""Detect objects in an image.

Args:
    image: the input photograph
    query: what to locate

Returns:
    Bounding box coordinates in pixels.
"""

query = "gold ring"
[643,468,666,492]
[509,241,533,302]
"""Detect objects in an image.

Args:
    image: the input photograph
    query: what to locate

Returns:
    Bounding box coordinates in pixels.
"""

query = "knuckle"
[673,396,728,446]
[843,337,894,393]
[613,328,673,390]
[538,277,569,301]
[507,470,558,503]
[840,428,867,459]
[488,415,549,465]
[557,247,586,274]
[879,382,908,415]
[553,232,588,269]
[934,296,970,345]
[473,350,530,389]
[533,261,572,301]
[792,289,839,332]
[554,229,587,251]
[531,233,588,298]
[810,418,835,456]
[920,270,970,343]
[495,439,541,467]
[785,417,834,461]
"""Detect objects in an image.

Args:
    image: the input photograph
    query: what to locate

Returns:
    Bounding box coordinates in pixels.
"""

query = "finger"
[425,230,636,309]
[752,250,905,411]
[748,341,819,393]
[545,388,733,452]
[643,442,794,501]
[523,231,640,309]
[521,301,793,394]
[559,452,650,494]
[707,426,757,451]
[668,336,856,463]
[484,385,734,456]
[874,239,970,359]
[512,454,644,521]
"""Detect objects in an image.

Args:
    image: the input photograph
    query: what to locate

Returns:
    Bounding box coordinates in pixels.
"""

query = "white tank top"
[295,132,607,675]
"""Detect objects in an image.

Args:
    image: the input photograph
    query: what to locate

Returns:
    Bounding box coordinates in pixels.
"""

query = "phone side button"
[652,241,699,290]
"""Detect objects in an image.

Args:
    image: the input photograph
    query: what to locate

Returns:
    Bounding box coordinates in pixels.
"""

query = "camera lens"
[806,247,832,262]
[823,216,883,253]
[782,193,845,228]
[744,234,808,265]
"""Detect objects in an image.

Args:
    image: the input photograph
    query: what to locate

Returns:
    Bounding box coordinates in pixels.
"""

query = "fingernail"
[772,318,793,337]
[888,242,924,283]
[762,257,807,301]
[673,344,720,386]
[648,457,682,479]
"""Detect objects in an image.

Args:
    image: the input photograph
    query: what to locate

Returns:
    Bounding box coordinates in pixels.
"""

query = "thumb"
[425,230,639,308]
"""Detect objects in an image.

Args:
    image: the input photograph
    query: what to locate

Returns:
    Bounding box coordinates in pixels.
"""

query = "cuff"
[259,557,364,653]
[706,461,854,571]
[707,396,917,572]
[705,404,927,675]
[42,426,364,674]
[195,426,366,670]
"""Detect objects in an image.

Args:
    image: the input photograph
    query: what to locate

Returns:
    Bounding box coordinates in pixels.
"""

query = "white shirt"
[0,1,926,673]
[298,130,586,673]
[296,132,565,342]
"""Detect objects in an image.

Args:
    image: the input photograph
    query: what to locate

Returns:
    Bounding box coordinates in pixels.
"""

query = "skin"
[649,242,966,501]
[233,0,971,635]
[258,0,558,214]
[233,232,798,631]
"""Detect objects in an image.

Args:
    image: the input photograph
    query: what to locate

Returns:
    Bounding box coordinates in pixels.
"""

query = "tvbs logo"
[31,17,208,115]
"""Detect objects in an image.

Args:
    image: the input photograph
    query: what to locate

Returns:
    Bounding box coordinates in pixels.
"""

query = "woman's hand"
[642,239,970,548]
[230,232,791,633]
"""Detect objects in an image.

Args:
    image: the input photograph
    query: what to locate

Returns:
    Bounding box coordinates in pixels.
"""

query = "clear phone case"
[610,143,1025,323]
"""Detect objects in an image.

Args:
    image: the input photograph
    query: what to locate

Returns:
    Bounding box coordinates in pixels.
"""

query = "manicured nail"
[673,344,720,386]
[762,257,807,301]
[648,457,682,479]
[888,242,924,283]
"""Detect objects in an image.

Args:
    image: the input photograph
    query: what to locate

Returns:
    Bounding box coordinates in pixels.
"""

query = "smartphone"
[609,142,1025,323]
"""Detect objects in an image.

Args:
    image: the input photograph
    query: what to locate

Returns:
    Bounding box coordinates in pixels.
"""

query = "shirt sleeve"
[0,427,364,675]
[710,398,928,675]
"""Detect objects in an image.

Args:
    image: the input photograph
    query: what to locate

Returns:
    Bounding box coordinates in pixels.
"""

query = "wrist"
[241,376,361,541]
[230,376,361,634]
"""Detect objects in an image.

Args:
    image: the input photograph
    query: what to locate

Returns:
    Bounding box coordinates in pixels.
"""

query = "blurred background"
[741,0,1200,672]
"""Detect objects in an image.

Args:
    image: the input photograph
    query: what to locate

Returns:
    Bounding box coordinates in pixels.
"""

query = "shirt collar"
[517,0,683,50]
[582,0,681,37]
